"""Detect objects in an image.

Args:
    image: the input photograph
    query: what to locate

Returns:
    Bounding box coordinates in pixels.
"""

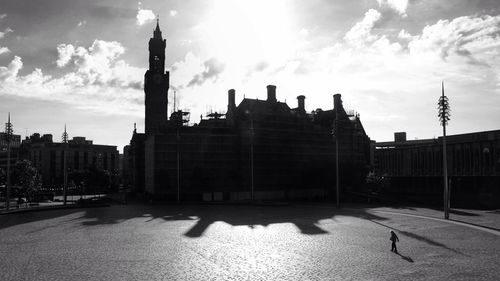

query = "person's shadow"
[395,252,414,263]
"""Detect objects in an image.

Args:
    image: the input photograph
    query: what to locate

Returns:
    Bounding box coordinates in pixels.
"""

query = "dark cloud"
[102,79,143,90]
[187,57,225,87]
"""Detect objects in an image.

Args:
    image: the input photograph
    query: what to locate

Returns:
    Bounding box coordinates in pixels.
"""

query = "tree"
[0,168,5,186]
[0,168,5,198]
[11,160,42,202]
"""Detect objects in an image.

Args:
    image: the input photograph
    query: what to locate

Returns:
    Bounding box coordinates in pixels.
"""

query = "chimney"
[333,93,343,112]
[297,95,305,112]
[228,89,236,109]
[394,132,407,142]
[227,89,236,122]
[267,85,277,102]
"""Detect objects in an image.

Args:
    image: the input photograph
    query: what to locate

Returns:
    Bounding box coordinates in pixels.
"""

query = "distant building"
[123,128,147,193]
[126,21,372,201]
[373,130,500,207]
[21,133,119,187]
[0,132,21,175]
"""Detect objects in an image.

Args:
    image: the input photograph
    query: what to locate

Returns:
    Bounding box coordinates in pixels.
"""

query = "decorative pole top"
[62,124,69,143]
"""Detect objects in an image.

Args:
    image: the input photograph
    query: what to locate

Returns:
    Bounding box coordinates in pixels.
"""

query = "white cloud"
[0,14,6,20]
[299,28,309,36]
[408,15,500,62]
[231,9,500,140]
[0,56,22,82]
[376,0,408,16]
[0,27,14,39]
[78,20,87,27]
[397,29,413,40]
[0,40,145,116]
[0,27,12,56]
[0,47,9,55]
[170,10,178,17]
[344,9,382,46]
[171,52,206,87]
[56,44,75,67]
[136,9,155,25]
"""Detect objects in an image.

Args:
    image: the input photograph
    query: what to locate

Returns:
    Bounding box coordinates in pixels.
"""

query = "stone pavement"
[367,205,500,231]
[0,204,499,280]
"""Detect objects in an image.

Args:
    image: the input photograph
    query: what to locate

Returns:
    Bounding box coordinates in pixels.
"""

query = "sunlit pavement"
[0,204,499,281]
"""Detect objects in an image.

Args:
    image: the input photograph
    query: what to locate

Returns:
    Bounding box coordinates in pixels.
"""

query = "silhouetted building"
[127,22,371,201]
[0,132,21,174]
[124,126,147,193]
[21,134,119,187]
[145,19,169,135]
[373,130,500,207]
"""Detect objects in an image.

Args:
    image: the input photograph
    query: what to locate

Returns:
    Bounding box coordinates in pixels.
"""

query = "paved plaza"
[0,203,499,280]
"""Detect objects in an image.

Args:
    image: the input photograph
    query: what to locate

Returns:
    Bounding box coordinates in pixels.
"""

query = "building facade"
[0,132,21,180]
[373,131,500,207]
[21,133,119,187]
[127,22,372,201]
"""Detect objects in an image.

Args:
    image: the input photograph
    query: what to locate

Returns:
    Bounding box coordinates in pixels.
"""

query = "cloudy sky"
[1,0,499,151]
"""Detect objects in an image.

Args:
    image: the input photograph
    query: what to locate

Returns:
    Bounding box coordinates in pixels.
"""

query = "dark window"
[84,152,88,167]
[74,151,79,170]
[110,153,115,170]
[61,150,65,177]
[50,150,56,183]
[104,153,108,170]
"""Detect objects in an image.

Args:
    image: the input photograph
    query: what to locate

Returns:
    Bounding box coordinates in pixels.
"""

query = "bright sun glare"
[202,0,296,70]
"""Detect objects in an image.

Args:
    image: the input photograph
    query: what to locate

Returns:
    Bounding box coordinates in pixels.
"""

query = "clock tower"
[144,18,169,135]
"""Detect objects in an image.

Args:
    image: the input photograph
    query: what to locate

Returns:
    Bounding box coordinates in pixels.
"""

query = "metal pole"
[335,107,340,208]
[442,122,449,219]
[176,127,180,203]
[5,113,12,211]
[62,125,68,205]
[6,140,11,211]
[250,118,254,201]
[441,83,449,220]
[63,149,67,205]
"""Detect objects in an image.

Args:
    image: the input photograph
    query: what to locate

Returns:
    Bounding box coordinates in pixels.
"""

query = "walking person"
[390,231,399,253]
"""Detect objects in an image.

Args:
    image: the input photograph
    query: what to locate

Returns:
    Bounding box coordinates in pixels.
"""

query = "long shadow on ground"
[76,203,390,237]
[0,208,83,230]
[367,218,466,255]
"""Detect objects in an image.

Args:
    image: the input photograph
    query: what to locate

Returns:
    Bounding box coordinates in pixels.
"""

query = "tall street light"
[250,117,254,201]
[244,110,255,201]
[332,95,340,208]
[176,125,180,203]
[62,124,68,205]
[438,81,450,219]
[5,113,13,211]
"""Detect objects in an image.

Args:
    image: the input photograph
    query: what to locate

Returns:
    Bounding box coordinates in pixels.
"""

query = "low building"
[0,132,21,179]
[373,130,500,207]
[21,133,119,187]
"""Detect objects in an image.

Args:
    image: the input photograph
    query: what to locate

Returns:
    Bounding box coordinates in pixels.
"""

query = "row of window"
[376,141,500,176]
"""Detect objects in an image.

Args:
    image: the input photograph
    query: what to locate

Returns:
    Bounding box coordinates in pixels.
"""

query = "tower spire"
[153,15,162,39]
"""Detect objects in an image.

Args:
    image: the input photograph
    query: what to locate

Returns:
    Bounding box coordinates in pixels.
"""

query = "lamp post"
[176,126,180,203]
[62,125,68,205]
[335,112,340,208]
[5,113,13,211]
[438,82,450,219]
[332,101,340,208]
[250,118,254,201]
